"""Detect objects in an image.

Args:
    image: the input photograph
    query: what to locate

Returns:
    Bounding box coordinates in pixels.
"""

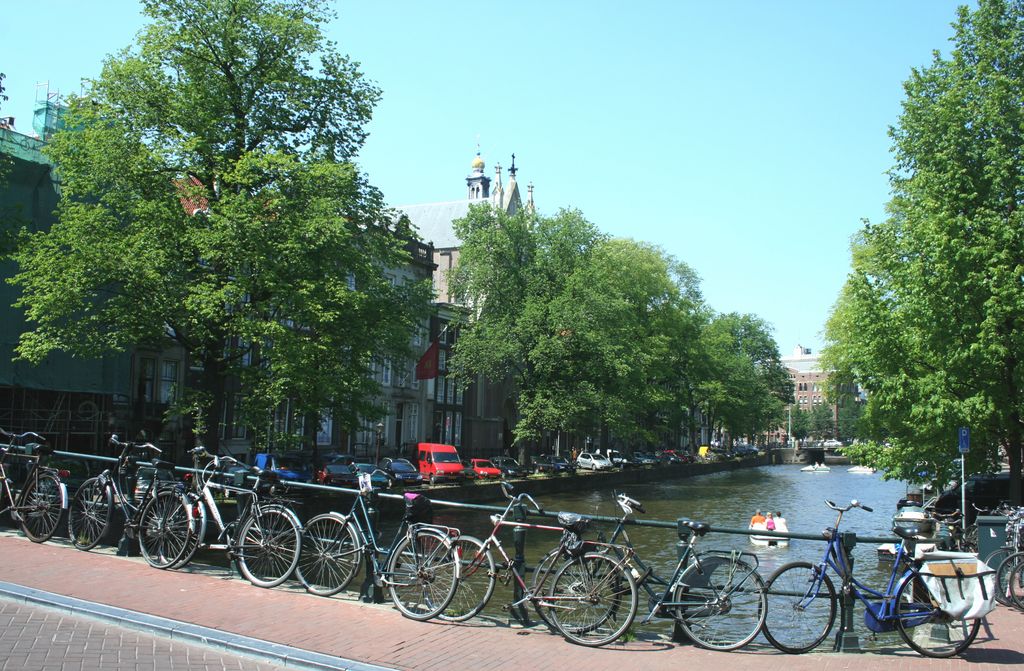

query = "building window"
[453,411,462,447]
[382,359,392,386]
[159,360,178,403]
[438,349,447,373]
[138,357,156,402]
[346,272,356,290]
[408,404,419,442]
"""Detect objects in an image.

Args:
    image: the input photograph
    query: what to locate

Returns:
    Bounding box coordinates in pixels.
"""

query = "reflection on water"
[432,464,911,637]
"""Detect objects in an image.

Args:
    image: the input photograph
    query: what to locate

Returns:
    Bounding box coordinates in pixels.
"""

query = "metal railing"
[36,447,906,651]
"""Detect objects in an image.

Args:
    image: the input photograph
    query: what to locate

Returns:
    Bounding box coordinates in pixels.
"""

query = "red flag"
[415,340,440,380]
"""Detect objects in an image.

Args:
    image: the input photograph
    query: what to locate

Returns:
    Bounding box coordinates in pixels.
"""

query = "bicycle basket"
[403,492,433,524]
[918,551,996,620]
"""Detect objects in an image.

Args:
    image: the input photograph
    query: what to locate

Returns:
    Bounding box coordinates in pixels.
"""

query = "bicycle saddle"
[557,511,590,534]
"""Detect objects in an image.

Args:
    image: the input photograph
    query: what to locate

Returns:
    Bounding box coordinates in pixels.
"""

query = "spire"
[509,153,517,179]
[493,162,504,208]
[527,182,535,213]
[466,148,490,199]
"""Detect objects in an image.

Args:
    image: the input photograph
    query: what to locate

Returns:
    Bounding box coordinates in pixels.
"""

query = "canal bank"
[332,455,770,514]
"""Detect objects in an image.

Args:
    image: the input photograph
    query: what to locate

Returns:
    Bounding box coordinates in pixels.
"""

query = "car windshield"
[390,462,415,473]
[355,463,376,472]
[433,452,460,463]
[475,460,494,468]
[326,464,354,474]
[278,457,305,469]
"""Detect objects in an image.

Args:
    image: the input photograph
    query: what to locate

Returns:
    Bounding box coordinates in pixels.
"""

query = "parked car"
[253,453,313,482]
[490,456,528,477]
[465,458,502,479]
[577,452,613,471]
[457,462,478,482]
[605,450,636,468]
[532,454,576,475]
[632,452,658,466]
[657,451,685,464]
[379,457,424,487]
[823,439,844,448]
[316,462,360,488]
[934,473,1010,522]
[353,463,392,489]
[416,442,464,485]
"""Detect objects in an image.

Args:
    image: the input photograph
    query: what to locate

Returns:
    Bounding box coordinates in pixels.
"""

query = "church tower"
[466,152,490,200]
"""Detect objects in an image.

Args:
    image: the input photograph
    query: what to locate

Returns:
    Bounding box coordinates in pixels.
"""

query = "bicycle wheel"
[138,489,193,569]
[17,470,65,543]
[994,551,1024,607]
[762,561,837,654]
[386,527,459,621]
[962,525,978,553]
[529,547,565,629]
[68,477,113,550]
[895,574,980,657]
[440,535,496,622]
[674,553,767,651]
[235,505,301,588]
[546,552,638,647]
[1007,557,1024,610]
[296,514,362,597]
[170,496,205,569]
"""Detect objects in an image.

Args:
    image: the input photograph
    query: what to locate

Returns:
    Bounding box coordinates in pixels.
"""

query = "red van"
[417,442,463,485]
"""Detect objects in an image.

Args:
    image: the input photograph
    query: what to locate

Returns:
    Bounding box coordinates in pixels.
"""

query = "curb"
[0,580,394,671]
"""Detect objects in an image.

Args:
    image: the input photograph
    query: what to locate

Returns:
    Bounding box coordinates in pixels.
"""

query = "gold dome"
[471,154,485,170]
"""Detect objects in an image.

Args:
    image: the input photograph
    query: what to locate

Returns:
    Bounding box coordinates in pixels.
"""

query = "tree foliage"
[449,203,784,453]
[9,0,429,450]
[824,0,1024,499]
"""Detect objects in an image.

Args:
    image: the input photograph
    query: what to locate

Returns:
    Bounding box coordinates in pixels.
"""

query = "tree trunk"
[200,353,226,454]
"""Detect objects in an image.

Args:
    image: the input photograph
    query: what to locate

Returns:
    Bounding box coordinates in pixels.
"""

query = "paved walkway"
[0,598,286,671]
[1,531,1023,671]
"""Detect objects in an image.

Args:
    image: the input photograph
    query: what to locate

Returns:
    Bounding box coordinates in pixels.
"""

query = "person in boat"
[750,510,766,527]
[765,512,776,531]
[774,511,788,533]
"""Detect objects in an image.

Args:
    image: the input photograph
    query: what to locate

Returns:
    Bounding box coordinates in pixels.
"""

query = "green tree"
[789,407,810,443]
[808,403,835,440]
[697,313,791,443]
[448,205,608,454]
[10,0,429,451]
[824,0,1024,499]
[836,398,864,442]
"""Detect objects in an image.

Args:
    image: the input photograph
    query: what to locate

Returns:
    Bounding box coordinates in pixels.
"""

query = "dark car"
[934,473,1010,522]
[316,462,360,488]
[253,452,313,482]
[633,452,658,466]
[380,457,424,487]
[532,454,575,475]
[657,451,685,464]
[490,456,528,477]
[354,463,392,489]
[458,461,479,482]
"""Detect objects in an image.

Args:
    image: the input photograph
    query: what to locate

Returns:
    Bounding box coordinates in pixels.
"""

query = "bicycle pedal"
[9,510,22,522]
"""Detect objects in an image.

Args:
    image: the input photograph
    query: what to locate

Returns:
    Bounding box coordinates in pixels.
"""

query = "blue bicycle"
[762,500,981,658]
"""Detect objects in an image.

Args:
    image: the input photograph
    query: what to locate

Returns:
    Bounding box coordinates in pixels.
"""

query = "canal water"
[432,463,912,643]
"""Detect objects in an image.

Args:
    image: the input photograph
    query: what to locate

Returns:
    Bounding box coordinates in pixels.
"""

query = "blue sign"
[958,427,970,454]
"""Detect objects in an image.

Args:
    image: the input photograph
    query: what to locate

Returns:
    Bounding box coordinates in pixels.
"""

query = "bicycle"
[439,481,639,647]
[170,447,302,588]
[598,492,767,651]
[0,429,67,543]
[295,477,461,621]
[67,435,190,569]
[978,503,1023,606]
[762,499,982,658]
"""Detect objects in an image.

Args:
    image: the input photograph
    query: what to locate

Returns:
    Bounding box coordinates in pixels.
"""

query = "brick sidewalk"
[0,532,1022,670]
[0,598,286,671]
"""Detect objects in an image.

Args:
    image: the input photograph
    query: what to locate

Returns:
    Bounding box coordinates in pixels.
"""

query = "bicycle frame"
[0,437,67,520]
[796,503,918,629]
[604,498,761,625]
[189,462,275,550]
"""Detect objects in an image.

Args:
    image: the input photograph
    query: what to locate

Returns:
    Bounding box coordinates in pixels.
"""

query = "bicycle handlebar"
[0,429,47,445]
[109,435,162,454]
[826,499,873,513]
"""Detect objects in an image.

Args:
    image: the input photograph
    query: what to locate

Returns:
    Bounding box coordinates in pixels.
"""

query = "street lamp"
[375,421,384,465]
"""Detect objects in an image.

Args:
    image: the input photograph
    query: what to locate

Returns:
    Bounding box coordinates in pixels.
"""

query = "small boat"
[801,463,831,473]
[848,465,877,474]
[749,522,790,547]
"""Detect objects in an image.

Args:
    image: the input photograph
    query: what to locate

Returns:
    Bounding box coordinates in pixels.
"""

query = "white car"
[823,439,843,448]
[577,452,613,470]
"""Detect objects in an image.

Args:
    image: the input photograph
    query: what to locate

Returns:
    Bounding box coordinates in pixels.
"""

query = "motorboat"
[848,465,877,474]
[801,463,831,472]
[749,521,790,547]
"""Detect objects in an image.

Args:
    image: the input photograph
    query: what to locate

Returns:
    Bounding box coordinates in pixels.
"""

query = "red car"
[468,458,502,479]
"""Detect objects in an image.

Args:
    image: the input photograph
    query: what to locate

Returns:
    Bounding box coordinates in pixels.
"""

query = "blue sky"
[1,1,969,356]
